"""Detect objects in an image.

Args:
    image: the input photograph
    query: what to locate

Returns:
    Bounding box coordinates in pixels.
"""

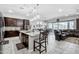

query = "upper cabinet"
[4,17,30,30]
[23,20,30,30]
[4,17,17,26]
[16,19,23,27]
[25,20,30,25]
[76,18,79,30]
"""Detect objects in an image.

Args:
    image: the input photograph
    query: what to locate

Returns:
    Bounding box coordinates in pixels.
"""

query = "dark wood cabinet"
[26,20,29,25]
[16,19,23,27]
[16,19,23,30]
[4,17,30,38]
[4,17,29,30]
[4,31,19,38]
[21,33,29,48]
[76,18,79,30]
[23,20,30,30]
[4,17,17,26]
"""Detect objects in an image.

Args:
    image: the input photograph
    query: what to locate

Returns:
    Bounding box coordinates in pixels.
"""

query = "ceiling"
[0,4,79,21]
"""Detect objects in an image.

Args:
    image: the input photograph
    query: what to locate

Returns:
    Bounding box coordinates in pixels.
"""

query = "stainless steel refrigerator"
[0,12,5,53]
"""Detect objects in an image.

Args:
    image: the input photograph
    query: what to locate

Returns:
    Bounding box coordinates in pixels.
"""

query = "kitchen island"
[19,30,40,52]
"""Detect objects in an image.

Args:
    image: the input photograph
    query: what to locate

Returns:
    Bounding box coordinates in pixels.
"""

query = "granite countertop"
[20,30,40,37]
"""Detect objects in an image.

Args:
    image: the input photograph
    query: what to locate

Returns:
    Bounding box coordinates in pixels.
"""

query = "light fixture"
[8,10,13,13]
[58,8,63,12]
[65,14,69,16]
[75,9,79,14]
[36,15,40,18]
[20,4,44,21]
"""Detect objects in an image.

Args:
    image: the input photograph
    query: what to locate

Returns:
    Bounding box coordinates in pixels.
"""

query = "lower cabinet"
[4,31,19,38]
[21,33,29,49]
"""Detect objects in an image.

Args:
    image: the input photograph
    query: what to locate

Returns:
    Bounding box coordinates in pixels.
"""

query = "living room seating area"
[54,29,79,41]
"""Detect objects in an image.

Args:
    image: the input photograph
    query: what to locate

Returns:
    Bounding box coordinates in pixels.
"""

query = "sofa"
[54,29,79,41]
[61,29,79,37]
[54,30,67,41]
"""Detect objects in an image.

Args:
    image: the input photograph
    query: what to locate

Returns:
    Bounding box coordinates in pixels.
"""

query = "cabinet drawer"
[4,31,19,38]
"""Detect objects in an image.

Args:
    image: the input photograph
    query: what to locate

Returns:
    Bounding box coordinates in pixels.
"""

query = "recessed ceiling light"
[26,14,30,16]
[20,7,25,9]
[36,15,40,18]
[58,8,63,12]
[8,10,13,13]
[65,14,69,16]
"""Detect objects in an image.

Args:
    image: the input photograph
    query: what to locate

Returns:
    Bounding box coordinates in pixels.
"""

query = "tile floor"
[1,32,79,54]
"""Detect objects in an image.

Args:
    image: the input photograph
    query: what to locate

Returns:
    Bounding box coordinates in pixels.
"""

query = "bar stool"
[33,31,48,54]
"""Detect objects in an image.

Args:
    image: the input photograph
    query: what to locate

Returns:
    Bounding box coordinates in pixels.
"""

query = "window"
[48,20,75,30]
[52,22,68,30]
[53,23,58,30]
[58,22,68,30]
[69,21,75,29]
[47,23,53,29]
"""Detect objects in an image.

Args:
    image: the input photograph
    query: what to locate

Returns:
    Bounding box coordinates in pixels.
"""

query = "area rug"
[65,37,79,45]
[16,43,27,50]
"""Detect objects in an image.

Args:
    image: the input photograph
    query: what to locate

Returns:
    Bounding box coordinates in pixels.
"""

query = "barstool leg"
[39,43,41,54]
[45,40,47,52]
[46,38,48,44]
[33,41,35,51]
